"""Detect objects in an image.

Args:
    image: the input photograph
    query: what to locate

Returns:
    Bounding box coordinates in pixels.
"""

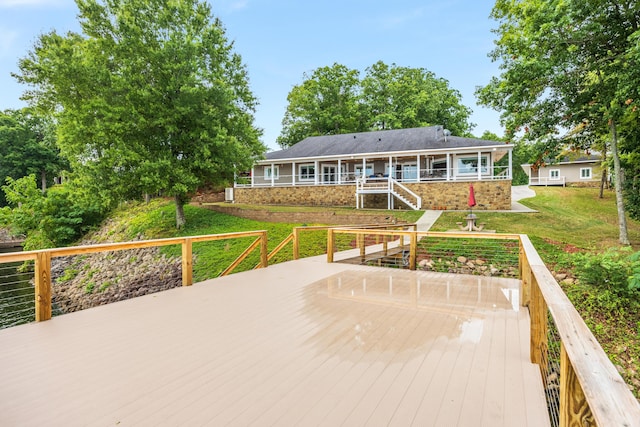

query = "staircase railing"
[389,178,422,209]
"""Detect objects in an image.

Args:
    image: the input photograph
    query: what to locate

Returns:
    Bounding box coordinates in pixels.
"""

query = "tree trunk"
[175,194,186,229]
[599,152,607,199]
[609,120,630,245]
[144,193,151,204]
[40,170,47,193]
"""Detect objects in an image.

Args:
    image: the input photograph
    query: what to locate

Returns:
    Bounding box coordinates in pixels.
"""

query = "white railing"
[529,176,566,186]
[389,178,422,209]
[235,165,512,188]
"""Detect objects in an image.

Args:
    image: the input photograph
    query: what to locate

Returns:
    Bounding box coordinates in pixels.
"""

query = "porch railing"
[529,176,566,186]
[235,165,511,188]
[326,227,640,426]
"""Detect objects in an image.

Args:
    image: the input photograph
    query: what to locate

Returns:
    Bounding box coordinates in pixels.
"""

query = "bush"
[573,247,640,297]
[2,175,106,249]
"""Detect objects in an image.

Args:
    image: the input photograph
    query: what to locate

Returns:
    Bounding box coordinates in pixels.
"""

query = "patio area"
[0,256,549,426]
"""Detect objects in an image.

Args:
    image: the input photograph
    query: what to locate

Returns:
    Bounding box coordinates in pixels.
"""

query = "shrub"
[573,247,640,297]
[2,175,106,249]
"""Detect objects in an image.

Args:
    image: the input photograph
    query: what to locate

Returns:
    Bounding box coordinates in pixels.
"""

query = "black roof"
[265,126,505,161]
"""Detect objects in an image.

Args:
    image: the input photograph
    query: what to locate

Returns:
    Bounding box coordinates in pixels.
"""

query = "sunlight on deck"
[0,258,549,426]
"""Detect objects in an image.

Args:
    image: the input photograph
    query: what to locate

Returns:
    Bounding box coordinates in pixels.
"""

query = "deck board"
[0,257,550,426]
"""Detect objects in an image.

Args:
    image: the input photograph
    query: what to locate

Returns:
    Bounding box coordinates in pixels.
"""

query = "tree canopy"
[477,0,640,244]
[277,61,474,148]
[15,0,265,228]
[0,109,65,206]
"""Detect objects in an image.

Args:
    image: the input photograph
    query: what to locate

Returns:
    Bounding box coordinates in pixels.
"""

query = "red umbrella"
[468,184,477,209]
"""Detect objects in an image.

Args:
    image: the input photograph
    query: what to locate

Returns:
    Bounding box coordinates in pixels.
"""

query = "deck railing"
[326,227,640,427]
[0,231,268,323]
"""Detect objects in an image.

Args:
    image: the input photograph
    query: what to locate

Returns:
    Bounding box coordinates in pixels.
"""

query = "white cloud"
[0,0,70,8]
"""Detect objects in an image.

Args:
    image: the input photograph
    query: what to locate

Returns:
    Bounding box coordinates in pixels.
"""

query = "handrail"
[519,234,640,425]
[326,228,640,426]
[389,177,422,209]
[262,223,417,266]
[0,230,268,322]
[529,176,566,186]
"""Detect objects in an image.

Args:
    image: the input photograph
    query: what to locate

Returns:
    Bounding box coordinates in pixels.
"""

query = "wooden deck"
[0,256,549,426]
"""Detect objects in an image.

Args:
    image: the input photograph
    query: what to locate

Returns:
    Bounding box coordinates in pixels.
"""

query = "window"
[549,169,560,180]
[264,165,279,180]
[580,167,592,179]
[355,165,374,177]
[456,156,488,175]
[299,164,315,181]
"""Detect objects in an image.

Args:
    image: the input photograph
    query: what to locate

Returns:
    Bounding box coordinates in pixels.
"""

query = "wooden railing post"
[260,231,268,268]
[529,275,548,367]
[409,232,417,270]
[34,251,52,321]
[358,233,365,261]
[182,238,193,286]
[560,343,594,427]
[293,227,300,260]
[327,229,335,263]
[520,240,531,307]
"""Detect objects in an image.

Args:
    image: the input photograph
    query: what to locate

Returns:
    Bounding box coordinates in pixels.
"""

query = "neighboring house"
[521,154,603,187]
[231,126,514,210]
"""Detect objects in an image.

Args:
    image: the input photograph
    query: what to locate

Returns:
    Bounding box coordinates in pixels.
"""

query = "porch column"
[508,149,513,179]
[337,159,342,184]
[271,163,275,187]
[446,153,451,181]
[314,160,319,185]
[292,162,296,186]
[388,155,392,178]
[478,151,482,181]
[251,166,255,187]
[416,154,420,182]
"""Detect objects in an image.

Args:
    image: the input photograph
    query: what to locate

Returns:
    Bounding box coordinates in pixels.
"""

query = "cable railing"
[326,227,640,426]
[0,231,268,324]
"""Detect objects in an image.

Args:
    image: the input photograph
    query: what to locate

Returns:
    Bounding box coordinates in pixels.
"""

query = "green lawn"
[432,186,640,251]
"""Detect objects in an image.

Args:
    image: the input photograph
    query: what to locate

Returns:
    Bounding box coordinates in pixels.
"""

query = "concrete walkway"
[415,185,537,232]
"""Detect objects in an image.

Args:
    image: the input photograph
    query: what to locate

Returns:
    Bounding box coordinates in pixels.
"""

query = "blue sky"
[0,0,503,151]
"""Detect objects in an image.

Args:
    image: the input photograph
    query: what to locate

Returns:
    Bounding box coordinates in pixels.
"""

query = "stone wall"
[233,185,357,207]
[233,180,511,211]
[202,205,401,224]
[404,180,511,210]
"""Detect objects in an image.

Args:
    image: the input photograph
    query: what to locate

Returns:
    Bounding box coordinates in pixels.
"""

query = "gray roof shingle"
[264,126,505,161]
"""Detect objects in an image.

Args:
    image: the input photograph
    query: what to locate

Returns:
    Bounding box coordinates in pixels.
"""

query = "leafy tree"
[0,109,65,206]
[15,0,265,228]
[277,63,363,148]
[277,61,475,148]
[477,0,640,244]
[362,61,473,136]
[1,175,103,250]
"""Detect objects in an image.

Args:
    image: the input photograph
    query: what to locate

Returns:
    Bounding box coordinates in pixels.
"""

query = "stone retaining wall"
[201,204,400,225]
[233,180,511,211]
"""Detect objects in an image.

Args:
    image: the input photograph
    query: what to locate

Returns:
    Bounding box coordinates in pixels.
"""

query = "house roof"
[264,126,509,162]
[521,153,602,168]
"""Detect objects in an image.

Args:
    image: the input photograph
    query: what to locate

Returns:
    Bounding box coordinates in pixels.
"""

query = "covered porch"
[240,147,512,188]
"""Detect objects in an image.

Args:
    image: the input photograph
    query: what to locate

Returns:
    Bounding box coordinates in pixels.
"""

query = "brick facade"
[233,180,511,211]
